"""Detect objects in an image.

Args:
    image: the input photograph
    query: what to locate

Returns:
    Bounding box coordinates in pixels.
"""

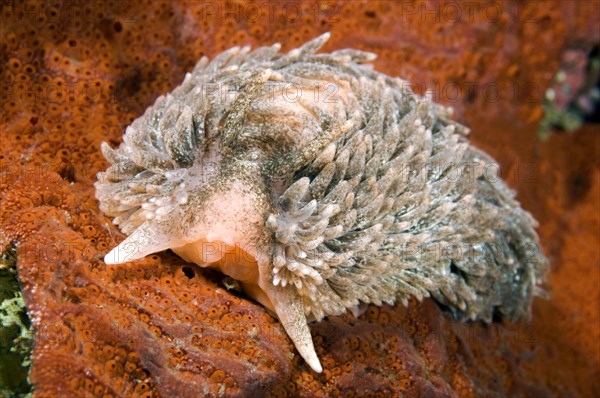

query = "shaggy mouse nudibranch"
[95,33,548,373]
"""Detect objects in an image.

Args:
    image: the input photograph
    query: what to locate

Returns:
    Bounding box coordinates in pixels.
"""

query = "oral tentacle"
[104,218,185,264]
[260,278,323,373]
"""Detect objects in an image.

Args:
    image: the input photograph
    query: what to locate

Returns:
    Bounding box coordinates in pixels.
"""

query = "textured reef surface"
[0,1,598,397]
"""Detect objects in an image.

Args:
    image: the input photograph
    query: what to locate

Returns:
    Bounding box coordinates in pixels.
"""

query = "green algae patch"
[0,244,33,398]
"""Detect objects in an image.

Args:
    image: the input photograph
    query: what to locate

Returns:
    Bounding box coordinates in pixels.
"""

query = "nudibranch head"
[95,33,548,373]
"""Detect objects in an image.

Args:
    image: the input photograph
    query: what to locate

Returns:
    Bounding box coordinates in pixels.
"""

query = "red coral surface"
[1,1,598,397]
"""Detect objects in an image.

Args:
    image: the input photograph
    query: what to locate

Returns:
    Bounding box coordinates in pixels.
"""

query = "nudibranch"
[95,33,548,373]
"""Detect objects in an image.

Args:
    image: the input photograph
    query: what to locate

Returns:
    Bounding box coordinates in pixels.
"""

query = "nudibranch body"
[95,33,548,373]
